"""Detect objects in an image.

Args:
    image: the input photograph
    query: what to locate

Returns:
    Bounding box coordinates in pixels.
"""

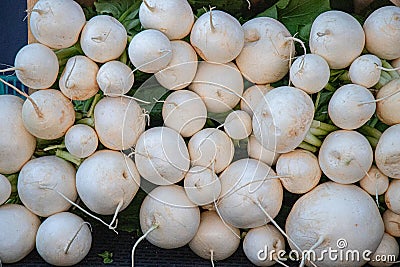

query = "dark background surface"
[0,1,27,67]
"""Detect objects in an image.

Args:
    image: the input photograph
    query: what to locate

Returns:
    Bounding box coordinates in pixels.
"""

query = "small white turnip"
[375,124,400,178]
[224,110,252,140]
[97,61,134,96]
[65,124,98,159]
[240,84,273,117]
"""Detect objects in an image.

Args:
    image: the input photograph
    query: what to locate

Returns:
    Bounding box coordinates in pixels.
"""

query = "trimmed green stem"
[303,131,322,147]
[309,127,329,136]
[7,174,18,193]
[358,124,382,140]
[44,144,66,151]
[56,150,82,166]
[324,83,336,92]
[365,136,379,149]
[311,120,338,133]
[119,2,141,22]
[382,60,400,79]
[87,94,102,118]
[76,118,95,127]
[298,142,318,153]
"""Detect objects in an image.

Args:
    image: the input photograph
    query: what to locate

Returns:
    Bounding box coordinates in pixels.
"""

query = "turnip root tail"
[0,77,43,118]
[210,250,215,267]
[142,0,155,12]
[131,224,159,267]
[253,198,318,267]
[64,222,92,254]
[358,88,400,104]
[40,185,119,234]
[108,200,123,230]
[0,67,19,73]
[209,6,216,31]
[299,235,325,267]
[245,0,251,9]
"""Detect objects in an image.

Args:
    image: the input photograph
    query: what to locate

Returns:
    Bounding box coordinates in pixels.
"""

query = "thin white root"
[210,250,215,267]
[108,200,123,230]
[209,6,216,31]
[0,67,18,73]
[359,89,400,104]
[64,222,92,254]
[299,235,324,267]
[131,224,159,267]
[245,0,251,9]
[213,198,241,239]
[0,77,43,118]
[253,199,318,267]
[105,93,151,104]
[377,65,400,72]
[40,186,119,234]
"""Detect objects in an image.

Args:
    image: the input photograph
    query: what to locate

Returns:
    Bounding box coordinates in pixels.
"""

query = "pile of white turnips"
[1,0,400,266]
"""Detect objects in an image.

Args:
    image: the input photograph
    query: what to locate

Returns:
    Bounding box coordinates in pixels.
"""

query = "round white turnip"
[155,40,198,90]
[30,0,86,49]
[135,127,190,185]
[319,130,373,184]
[359,165,389,196]
[0,174,11,205]
[0,204,41,263]
[349,54,382,88]
[386,180,400,215]
[189,61,244,113]
[0,95,36,174]
[376,79,400,125]
[309,10,365,69]
[224,110,252,140]
[80,15,127,63]
[97,61,134,96]
[383,209,400,237]
[247,135,281,166]
[65,124,98,158]
[139,0,194,40]
[375,124,400,178]
[240,84,273,117]
[162,90,207,137]
[190,10,244,63]
[252,86,314,153]
[369,233,399,267]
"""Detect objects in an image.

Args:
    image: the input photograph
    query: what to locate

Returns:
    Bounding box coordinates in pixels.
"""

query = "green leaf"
[256,0,330,35]
[98,251,113,264]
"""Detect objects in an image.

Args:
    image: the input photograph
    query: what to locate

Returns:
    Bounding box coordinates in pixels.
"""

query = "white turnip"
[1,43,59,89]
[376,79,400,125]
[310,10,365,69]
[97,61,134,96]
[128,29,172,73]
[36,212,92,266]
[0,204,41,263]
[363,6,400,60]
[286,182,384,267]
[0,95,36,174]
[30,0,86,49]
[319,130,373,184]
[217,158,283,228]
[375,124,400,178]
[240,84,273,117]
[135,127,190,185]
[59,55,100,101]
[18,156,77,217]
[80,15,127,63]
[139,185,200,249]
[139,0,194,40]
[247,135,280,166]
[189,61,244,113]
[252,86,314,153]
[349,54,382,88]
[65,124,98,158]
[224,110,252,140]
[94,96,145,150]
[190,9,244,64]
[328,84,376,130]
[155,40,198,90]
[22,89,75,140]
[386,180,400,215]
[243,224,285,267]
[359,165,389,196]
[162,90,207,137]
[236,17,295,84]
[76,150,140,216]
[289,54,330,94]
[276,149,321,194]
[188,128,234,174]
[184,166,221,206]
[383,209,400,237]
[188,210,240,262]
[369,233,399,267]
